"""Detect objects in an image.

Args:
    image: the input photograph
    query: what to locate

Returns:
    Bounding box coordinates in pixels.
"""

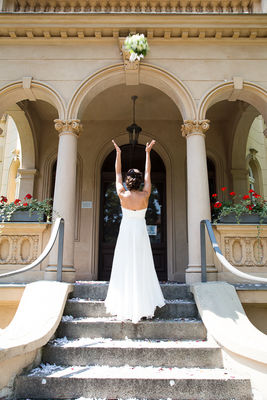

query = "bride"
[104,139,165,323]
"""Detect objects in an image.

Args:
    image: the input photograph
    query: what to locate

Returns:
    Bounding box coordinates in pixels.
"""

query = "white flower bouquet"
[123,34,149,62]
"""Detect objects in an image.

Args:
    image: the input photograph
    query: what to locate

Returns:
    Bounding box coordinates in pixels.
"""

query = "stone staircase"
[15,282,253,399]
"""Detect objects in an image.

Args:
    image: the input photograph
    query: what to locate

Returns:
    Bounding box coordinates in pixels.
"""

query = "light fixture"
[126,95,142,146]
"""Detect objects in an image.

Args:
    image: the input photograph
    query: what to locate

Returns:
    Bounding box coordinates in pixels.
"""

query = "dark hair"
[125,169,143,191]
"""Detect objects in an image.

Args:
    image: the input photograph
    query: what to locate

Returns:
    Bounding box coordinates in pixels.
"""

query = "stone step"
[43,337,223,368]
[57,317,206,340]
[64,298,198,319]
[15,364,252,400]
[72,282,193,301]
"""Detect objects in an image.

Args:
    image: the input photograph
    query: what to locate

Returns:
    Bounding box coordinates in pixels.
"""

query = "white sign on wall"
[81,201,93,209]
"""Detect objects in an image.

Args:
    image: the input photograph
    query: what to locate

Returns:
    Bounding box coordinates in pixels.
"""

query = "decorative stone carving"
[213,225,267,283]
[0,223,49,281]
[7,0,254,13]
[214,225,267,268]
[54,119,82,137]
[181,120,210,137]
[0,235,39,264]
[119,40,140,86]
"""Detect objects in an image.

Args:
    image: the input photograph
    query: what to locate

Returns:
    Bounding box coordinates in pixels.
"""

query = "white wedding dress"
[105,206,165,323]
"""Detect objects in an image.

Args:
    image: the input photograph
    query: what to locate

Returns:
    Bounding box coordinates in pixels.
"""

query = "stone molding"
[1,14,267,42]
[54,119,82,137]
[2,0,258,14]
[181,119,210,138]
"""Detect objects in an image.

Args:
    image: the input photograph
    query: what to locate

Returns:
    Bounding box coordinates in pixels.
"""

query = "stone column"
[16,168,37,199]
[182,120,216,284]
[45,119,82,283]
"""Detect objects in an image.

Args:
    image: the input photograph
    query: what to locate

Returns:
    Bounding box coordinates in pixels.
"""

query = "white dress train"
[105,207,165,323]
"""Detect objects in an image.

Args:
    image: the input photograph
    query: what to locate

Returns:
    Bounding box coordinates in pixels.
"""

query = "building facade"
[0,0,267,283]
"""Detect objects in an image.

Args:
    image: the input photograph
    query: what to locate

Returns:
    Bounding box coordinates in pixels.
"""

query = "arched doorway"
[98,144,167,281]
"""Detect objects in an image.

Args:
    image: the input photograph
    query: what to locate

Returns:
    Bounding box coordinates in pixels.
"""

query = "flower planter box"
[0,210,46,222]
[218,213,267,224]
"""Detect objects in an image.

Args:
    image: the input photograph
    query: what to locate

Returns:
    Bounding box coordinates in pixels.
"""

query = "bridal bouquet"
[123,34,149,62]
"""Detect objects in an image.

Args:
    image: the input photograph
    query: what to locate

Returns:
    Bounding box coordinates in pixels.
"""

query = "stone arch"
[90,132,176,281]
[0,79,66,120]
[198,81,267,123]
[67,63,196,121]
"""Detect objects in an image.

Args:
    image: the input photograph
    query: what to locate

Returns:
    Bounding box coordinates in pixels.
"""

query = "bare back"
[112,139,155,211]
[119,190,149,211]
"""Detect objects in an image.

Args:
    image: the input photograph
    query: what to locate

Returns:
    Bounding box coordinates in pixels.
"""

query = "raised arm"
[112,140,125,197]
[143,140,156,196]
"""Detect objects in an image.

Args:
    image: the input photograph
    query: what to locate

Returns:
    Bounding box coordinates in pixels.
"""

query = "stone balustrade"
[0,223,51,282]
[1,0,263,13]
[213,224,267,283]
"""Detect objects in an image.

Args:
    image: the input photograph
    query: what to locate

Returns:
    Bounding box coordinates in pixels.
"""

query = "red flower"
[1,196,7,203]
[254,194,262,198]
[246,205,254,211]
[229,192,236,196]
[214,201,222,209]
[212,193,217,198]
[221,187,226,191]
[23,202,28,206]
[249,189,255,193]
[243,195,250,200]
[14,199,21,205]
[24,193,32,200]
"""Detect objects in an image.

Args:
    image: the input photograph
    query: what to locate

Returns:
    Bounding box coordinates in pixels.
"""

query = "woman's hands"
[145,140,156,153]
[112,140,121,154]
[112,139,155,153]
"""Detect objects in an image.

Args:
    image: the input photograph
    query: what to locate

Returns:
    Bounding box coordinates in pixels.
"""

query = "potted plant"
[211,187,267,224]
[0,194,52,223]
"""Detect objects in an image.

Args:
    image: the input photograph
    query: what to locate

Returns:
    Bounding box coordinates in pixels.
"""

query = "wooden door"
[98,145,167,281]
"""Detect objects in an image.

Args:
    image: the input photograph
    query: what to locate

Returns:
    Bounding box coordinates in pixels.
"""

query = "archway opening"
[77,82,187,282]
[206,99,267,202]
[99,144,167,281]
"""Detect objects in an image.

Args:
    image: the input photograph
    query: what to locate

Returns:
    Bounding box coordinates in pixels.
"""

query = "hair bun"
[125,169,143,191]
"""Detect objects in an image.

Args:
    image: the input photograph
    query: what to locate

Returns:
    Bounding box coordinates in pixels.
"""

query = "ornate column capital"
[54,119,82,137]
[181,120,210,138]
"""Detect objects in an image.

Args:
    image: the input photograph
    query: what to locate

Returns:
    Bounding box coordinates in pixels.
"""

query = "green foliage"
[0,194,52,223]
[211,188,267,224]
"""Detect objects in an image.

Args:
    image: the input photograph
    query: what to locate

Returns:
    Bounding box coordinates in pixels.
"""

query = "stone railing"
[213,224,267,283]
[0,223,51,282]
[1,0,265,13]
